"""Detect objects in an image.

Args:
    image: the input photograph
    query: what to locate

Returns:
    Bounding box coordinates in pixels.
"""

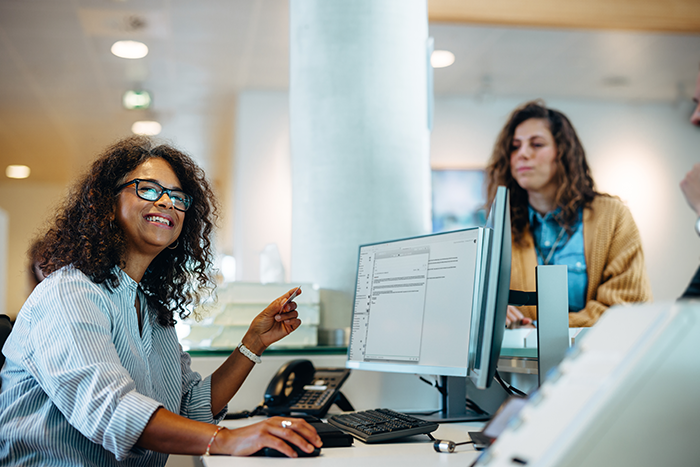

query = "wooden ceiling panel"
[429,0,700,34]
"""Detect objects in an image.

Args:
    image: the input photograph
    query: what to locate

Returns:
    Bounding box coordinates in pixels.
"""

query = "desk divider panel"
[535,265,569,386]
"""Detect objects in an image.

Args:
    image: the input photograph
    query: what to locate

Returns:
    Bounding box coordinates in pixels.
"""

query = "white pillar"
[231,91,292,282]
[289,0,431,330]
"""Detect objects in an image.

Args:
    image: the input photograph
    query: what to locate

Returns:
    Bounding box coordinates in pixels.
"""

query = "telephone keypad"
[265,365,352,417]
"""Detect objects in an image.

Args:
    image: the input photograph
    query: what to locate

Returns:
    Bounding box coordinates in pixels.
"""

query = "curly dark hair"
[33,135,218,326]
[485,100,604,245]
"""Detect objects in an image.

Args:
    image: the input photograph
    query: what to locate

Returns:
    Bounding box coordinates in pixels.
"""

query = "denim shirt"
[528,206,587,312]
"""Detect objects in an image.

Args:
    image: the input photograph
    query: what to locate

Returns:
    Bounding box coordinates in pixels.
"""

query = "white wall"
[431,96,700,300]
[0,182,67,319]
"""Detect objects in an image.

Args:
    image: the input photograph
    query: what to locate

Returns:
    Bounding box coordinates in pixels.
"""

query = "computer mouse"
[254,443,321,458]
[289,413,322,423]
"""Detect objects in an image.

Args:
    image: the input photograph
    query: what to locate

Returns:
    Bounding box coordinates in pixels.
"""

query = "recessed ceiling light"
[6,165,30,179]
[131,121,161,135]
[431,50,455,69]
[111,40,149,59]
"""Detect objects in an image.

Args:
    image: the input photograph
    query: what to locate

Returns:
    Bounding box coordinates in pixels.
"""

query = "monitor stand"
[409,376,493,423]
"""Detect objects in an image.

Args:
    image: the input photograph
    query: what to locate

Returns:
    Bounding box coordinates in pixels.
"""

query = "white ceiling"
[430,23,700,101]
[1,0,699,184]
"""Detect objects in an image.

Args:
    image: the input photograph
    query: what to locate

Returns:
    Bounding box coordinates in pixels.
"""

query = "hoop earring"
[168,239,179,250]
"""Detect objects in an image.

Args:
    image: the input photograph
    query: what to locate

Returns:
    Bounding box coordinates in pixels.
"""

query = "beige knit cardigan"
[509,195,653,327]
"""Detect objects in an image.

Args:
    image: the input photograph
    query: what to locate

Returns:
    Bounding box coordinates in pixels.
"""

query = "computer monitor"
[468,186,511,389]
[346,227,488,378]
[345,186,512,420]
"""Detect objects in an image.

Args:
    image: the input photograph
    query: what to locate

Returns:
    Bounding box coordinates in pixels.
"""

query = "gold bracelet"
[204,426,225,456]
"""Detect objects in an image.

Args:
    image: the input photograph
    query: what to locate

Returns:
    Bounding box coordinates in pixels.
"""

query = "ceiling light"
[6,165,30,179]
[431,50,455,69]
[131,121,161,135]
[123,90,152,109]
[111,40,149,59]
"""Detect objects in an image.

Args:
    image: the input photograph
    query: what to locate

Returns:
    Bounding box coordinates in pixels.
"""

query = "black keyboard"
[327,408,438,443]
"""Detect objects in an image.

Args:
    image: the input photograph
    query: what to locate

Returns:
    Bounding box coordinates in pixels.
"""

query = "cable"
[419,376,447,396]
[428,433,472,445]
[494,370,527,398]
[495,370,526,397]
[224,404,265,419]
[418,375,491,416]
[465,398,489,415]
[428,433,474,453]
[408,409,444,416]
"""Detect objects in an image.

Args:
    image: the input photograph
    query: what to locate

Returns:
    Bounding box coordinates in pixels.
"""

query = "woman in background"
[485,100,652,328]
[0,136,320,465]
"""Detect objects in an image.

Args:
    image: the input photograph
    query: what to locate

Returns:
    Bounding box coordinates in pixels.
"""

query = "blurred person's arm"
[680,163,700,298]
[680,163,700,216]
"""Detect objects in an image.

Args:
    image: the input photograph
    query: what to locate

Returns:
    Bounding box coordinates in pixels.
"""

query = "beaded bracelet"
[237,342,262,364]
[204,426,225,456]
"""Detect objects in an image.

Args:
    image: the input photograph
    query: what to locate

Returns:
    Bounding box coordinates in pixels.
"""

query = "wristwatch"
[696,216,700,237]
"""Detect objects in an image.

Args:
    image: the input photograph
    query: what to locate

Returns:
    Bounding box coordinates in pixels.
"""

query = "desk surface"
[199,417,485,467]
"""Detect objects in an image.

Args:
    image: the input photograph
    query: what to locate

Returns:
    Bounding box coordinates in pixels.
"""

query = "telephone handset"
[263,359,353,417]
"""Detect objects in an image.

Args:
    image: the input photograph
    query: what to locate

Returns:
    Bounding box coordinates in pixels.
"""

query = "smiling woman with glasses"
[0,136,320,465]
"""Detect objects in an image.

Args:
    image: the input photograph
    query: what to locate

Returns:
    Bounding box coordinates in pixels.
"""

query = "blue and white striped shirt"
[0,266,225,466]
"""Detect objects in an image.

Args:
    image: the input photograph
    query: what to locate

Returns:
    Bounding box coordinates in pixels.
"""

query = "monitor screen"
[468,186,511,389]
[346,227,488,377]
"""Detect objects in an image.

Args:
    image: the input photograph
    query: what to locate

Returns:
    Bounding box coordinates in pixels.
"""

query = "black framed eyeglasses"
[117,179,193,212]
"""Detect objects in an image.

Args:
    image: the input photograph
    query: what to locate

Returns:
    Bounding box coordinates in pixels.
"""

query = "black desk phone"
[263,359,353,417]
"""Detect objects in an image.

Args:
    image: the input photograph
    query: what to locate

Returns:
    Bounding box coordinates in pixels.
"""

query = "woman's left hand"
[242,288,303,355]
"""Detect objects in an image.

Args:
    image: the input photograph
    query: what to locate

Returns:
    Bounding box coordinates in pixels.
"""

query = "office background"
[0,0,699,325]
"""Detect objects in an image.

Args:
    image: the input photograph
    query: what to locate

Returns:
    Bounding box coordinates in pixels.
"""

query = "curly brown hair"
[486,100,603,245]
[33,135,219,327]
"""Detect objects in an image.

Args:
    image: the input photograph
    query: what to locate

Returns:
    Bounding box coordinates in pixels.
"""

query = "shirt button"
[576,262,582,267]
[544,241,551,247]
